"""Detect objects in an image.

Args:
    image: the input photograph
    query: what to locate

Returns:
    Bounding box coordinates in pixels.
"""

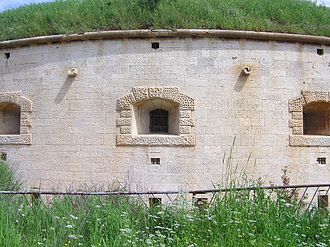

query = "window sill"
[0,134,32,145]
[116,134,195,146]
[289,135,330,147]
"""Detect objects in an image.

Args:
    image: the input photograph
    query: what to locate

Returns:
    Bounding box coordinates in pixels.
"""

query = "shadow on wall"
[234,74,249,92]
[54,76,75,104]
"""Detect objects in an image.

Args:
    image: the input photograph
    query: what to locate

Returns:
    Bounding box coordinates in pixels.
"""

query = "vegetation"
[0,161,21,191]
[0,0,329,41]
[0,159,329,246]
[0,188,329,246]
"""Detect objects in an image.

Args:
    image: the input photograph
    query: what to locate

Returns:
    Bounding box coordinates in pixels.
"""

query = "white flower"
[66,224,73,229]
[70,214,78,220]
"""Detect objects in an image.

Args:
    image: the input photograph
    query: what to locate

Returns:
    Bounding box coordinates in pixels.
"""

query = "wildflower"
[68,234,77,240]
[316,243,327,247]
[95,205,101,208]
[66,225,73,229]
[70,214,78,220]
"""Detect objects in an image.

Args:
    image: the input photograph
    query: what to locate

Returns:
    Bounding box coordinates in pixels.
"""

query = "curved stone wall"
[0,30,329,191]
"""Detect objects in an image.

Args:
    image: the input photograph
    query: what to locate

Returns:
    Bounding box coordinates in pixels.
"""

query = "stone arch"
[116,87,195,146]
[289,91,330,146]
[0,92,32,145]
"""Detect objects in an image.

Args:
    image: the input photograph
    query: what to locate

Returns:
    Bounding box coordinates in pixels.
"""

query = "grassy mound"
[0,0,329,41]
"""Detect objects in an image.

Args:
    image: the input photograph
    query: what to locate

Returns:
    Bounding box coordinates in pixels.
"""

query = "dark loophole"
[149,197,162,207]
[317,157,326,165]
[317,49,324,56]
[151,158,160,165]
[151,42,159,49]
[0,152,7,161]
[5,52,10,59]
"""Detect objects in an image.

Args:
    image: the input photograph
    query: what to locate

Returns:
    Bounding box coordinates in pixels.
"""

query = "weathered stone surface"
[132,87,149,102]
[302,91,329,104]
[148,87,163,98]
[117,93,135,110]
[120,126,131,134]
[291,112,302,120]
[18,97,33,112]
[290,135,330,147]
[180,110,192,118]
[0,134,31,145]
[175,93,195,110]
[116,118,131,126]
[162,87,179,101]
[292,127,303,135]
[120,110,132,118]
[288,97,303,112]
[0,92,21,103]
[179,118,195,126]
[116,134,195,146]
[179,126,191,134]
[290,119,303,127]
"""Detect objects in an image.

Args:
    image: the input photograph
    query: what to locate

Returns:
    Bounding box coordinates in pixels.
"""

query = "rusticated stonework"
[116,87,195,146]
[289,91,330,147]
[0,92,32,145]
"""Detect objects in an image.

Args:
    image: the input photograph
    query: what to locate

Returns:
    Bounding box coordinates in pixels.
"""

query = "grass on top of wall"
[0,0,329,41]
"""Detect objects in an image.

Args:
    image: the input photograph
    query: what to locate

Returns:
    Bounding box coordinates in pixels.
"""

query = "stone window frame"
[289,91,330,147]
[0,92,32,145]
[116,87,195,146]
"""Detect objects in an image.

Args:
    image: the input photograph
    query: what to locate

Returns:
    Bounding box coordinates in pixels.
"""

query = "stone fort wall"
[0,30,329,191]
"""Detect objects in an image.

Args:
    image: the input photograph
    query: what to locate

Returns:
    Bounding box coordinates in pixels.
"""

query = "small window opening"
[317,49,324,56]
[4,52,10,59]
[151,158,160,165]
[318,194,328,208]
[303,102,330,135]
[0,152,7,161]
[149,197,162,207]
[317,157,326,165]
[149,109,168,133]
[151,42,159,49]
[0,103,21,135]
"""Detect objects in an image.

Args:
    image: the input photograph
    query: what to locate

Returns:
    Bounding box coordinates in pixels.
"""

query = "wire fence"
[0,183,329,210]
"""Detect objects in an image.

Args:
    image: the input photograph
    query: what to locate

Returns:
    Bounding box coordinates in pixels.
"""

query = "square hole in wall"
[317,157,326,165]
[317,49,324,56]
[151,42,160,49]
[0,152,7,161]
[4,52,10,59]
[151,157,160,165]
[149,197,162,207]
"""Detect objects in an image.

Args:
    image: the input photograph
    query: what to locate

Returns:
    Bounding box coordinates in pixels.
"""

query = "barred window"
[149,109,169,133]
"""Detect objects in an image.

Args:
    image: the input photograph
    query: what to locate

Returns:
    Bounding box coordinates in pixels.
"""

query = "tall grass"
[0,161,21,191]
[0,0,329,41]
[0,187,329,246]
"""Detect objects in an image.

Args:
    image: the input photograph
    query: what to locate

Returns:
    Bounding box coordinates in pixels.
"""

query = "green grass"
[0,0,329,41]
[0,188,329,246]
